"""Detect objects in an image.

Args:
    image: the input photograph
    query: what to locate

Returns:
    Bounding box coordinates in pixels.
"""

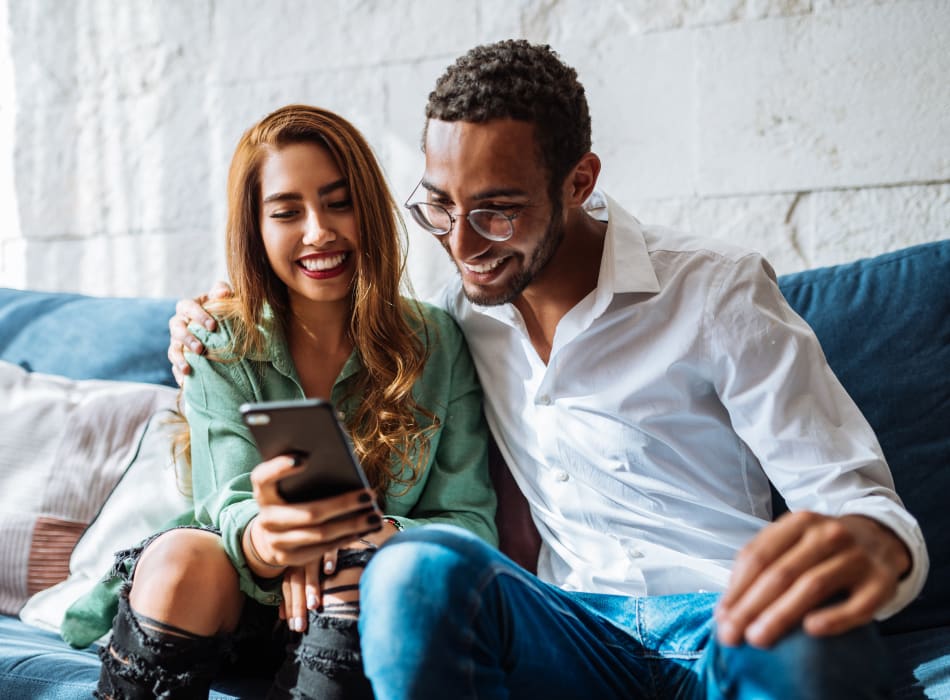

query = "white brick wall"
[1,0,947,299]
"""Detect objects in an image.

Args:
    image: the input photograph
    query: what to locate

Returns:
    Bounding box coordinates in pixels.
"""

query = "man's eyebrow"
[262,178,348,204]
[420,180,529,201]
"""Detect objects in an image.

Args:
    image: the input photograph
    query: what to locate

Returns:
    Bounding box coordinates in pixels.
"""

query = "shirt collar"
[590,191,660,296]
[250,304,362,385]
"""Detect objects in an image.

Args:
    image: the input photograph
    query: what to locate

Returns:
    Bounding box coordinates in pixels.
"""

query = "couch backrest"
[0,289,177,387]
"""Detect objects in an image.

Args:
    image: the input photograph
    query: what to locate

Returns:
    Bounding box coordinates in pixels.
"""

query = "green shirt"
[185,300,497,605]
[61,300,496,648]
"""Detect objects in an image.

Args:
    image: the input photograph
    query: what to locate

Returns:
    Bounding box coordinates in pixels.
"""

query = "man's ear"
[562,152,601,208]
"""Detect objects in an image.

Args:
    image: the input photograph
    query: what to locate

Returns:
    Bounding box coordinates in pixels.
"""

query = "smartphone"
[239,398,372,503]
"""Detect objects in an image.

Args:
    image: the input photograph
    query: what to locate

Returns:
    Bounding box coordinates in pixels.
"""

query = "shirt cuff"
[838,496,929,620]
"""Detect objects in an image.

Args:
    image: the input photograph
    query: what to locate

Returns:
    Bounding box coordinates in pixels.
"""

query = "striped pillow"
[0,360,177,615]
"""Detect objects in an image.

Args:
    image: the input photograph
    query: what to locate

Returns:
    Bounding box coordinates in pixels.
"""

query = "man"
[171,40,926,698]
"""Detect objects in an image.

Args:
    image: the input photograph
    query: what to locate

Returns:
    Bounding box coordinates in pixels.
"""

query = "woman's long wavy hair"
[178,104,437,500]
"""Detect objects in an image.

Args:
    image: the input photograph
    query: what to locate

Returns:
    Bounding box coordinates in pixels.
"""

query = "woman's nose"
[302,212,335,245]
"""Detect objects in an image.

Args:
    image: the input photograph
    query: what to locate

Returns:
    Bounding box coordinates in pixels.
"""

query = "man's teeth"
[465,257,507,274]
[300,253,346,271]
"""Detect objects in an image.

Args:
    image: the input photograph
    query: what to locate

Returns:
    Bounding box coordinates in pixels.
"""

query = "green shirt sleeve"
[184,323,283,606]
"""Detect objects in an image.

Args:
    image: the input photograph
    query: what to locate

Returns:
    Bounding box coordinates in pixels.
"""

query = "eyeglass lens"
[410,203,511,241]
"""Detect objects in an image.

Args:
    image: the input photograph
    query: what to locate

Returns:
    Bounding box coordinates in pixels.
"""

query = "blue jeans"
[360,525,891,700]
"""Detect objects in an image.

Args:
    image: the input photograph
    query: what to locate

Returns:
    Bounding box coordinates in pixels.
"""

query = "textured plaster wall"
[0,0,947,300]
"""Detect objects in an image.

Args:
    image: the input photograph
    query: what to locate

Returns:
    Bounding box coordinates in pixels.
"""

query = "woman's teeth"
[299,253,346,271]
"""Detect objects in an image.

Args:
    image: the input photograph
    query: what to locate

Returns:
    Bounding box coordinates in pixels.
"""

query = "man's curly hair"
[425,40,592,196]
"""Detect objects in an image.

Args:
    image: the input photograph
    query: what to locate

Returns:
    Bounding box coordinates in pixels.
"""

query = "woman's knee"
[129,528,243,633]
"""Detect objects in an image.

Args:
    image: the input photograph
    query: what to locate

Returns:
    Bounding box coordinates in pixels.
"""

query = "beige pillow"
[0,360,178,615]
[19,408,192,633]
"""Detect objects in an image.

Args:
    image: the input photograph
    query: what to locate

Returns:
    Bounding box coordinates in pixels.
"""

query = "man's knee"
[362,525,500,604]
[711,623,890,698]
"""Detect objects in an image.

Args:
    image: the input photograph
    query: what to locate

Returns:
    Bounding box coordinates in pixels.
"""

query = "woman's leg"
[97,528,245,700]
[269,548,375,700]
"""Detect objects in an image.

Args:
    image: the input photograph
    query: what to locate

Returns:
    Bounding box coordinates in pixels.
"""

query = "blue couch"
[1,240,948,698]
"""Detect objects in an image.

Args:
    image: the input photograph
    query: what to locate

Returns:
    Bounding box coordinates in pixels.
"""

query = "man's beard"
[456,199,564,307]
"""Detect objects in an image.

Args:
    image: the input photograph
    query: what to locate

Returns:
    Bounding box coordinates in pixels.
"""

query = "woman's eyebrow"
[262,192,302,204]
[261,178,348,204]
[317,178,348,196]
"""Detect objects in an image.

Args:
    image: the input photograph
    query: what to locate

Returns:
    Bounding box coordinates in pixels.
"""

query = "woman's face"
[258,142,359,310]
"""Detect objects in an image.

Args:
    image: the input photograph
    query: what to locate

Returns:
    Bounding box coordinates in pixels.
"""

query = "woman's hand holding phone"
[242,454,382,580]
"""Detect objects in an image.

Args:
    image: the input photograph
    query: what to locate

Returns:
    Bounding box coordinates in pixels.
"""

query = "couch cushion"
[0,614,271,699]
[0,288,178,387]
[0,361,177,615]
[778,240,950,634]
[19,409,191,638]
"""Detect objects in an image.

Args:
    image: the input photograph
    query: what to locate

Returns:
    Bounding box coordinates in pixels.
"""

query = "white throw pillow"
[0,360,178,615]
[19,408,192,633]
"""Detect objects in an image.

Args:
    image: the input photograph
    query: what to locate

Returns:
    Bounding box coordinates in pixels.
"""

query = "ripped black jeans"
[96,526,375,700]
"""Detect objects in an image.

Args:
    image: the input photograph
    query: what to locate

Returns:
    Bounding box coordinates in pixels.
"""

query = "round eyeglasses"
[404,202,519,242]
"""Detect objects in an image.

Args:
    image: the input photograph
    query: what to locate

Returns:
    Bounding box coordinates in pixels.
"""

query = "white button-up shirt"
[434,192,927,619]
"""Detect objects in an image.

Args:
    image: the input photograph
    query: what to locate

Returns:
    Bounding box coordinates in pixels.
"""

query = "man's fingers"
[208,280,234,300]
[733,551,863,647]
[718,511,823,614]
[802,569,894,637]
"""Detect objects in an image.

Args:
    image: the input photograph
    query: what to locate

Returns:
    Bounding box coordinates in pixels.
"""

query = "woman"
[87,104,497,698]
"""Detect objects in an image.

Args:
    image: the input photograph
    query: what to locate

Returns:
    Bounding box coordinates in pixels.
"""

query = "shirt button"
[625,546,644,559]
[336,410,346,421]
[538,394,552,405]
[553,469,570,482]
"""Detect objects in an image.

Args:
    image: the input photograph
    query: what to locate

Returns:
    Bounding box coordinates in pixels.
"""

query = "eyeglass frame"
[403,181,527,242]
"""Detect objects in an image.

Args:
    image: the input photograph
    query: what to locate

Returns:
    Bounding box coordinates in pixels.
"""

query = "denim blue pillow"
[778,240,950,634]
[0,289,177,388]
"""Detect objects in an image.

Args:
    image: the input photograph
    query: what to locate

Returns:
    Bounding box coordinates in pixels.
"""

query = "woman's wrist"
[244,517,286,575]
[382,516,405,532]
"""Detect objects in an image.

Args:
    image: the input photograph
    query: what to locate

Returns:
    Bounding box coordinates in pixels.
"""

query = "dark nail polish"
[358,492,372,503]
[366,514,381,525]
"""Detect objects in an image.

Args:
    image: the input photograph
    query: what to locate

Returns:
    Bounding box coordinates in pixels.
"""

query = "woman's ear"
[562,152,602,208]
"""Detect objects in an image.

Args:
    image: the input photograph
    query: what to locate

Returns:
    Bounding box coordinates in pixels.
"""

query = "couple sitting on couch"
[78,39,927,699]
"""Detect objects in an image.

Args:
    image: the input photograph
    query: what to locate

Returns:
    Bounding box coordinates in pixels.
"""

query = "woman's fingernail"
[189,340,202,352]
[293,617,304,632]
[358,492,372,503]
[204,319,216,330]
[307,593,318,609]
[367,513,381,525]
[324,559,334,574]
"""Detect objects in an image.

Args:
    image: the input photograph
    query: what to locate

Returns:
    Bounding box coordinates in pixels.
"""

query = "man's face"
[420,119,563,307]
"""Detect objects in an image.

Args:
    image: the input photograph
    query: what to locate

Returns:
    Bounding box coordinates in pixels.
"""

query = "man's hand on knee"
[714,510,911,648]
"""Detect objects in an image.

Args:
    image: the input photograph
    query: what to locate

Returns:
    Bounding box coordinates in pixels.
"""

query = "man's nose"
[446,214,490,260]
